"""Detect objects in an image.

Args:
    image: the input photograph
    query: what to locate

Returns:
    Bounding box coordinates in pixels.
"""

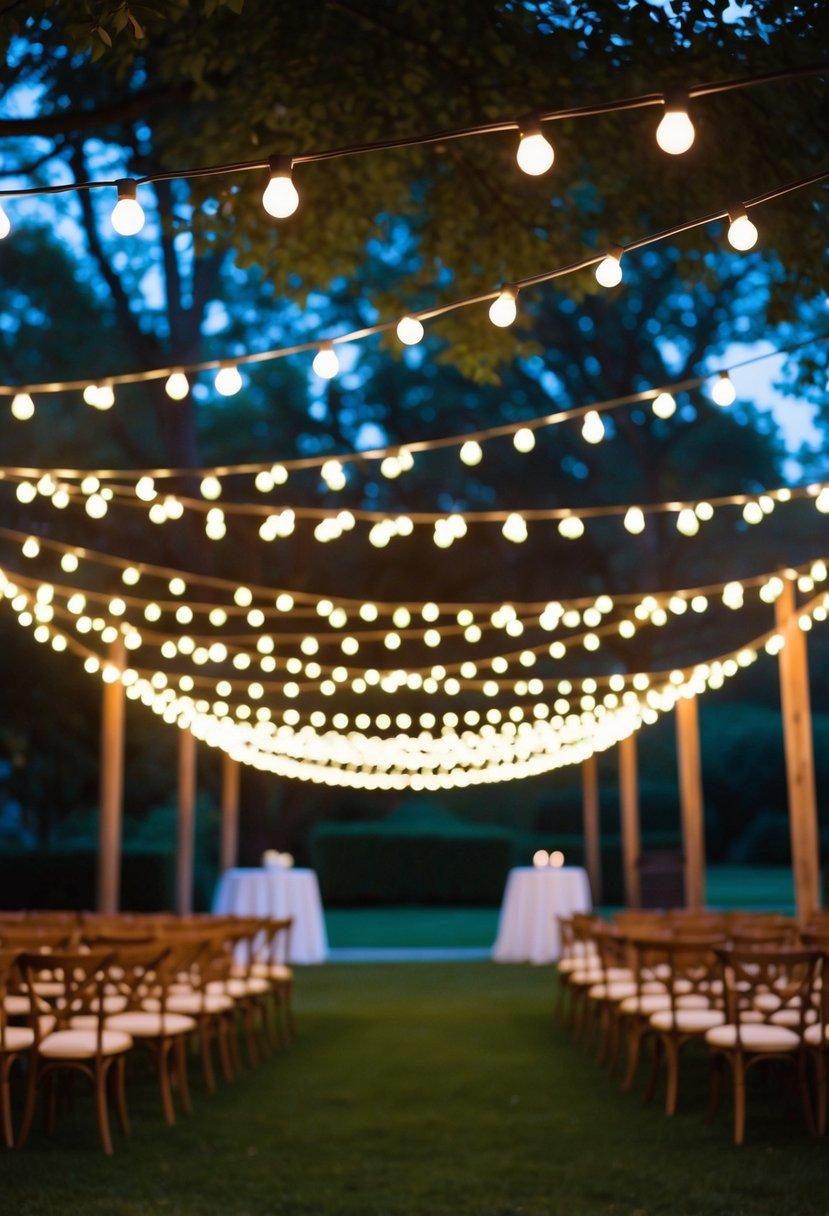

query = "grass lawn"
[4,961,828,1216]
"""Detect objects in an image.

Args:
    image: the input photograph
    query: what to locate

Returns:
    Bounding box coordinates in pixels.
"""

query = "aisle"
[4,963,826,1216]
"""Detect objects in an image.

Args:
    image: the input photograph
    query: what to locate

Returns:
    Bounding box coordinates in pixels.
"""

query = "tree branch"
[0,87,188,140]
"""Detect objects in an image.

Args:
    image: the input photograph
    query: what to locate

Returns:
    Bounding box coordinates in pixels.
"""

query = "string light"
[460,440,483,467]
[727,205,759,251]
[581,410,605,444]
[513,427,536,453]
[516,116,554,176]
[396,316,424,346]
[214,364,243,396]
[595,246,623,288]
[711,371,736,406]
[262,155,299,219]
[83,384,115,410]
[10,393,34,420]
[624,506,646,535]
[312,342,340,380]
[655,90,695,155]
[165,371,190,400]
[110,180,145,236]
[0,204,10,239]
[652,391,676,419]
[489,286,518,328]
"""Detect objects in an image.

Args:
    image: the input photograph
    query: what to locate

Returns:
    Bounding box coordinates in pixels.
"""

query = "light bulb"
[581,410,605,444]
[624,506,645,534]
[460,440,482,466]
[489,286,517,328]
[262,155,299,219]
[215,364,242,396]
[652,391,676,419]
[558,515,584,540]
[727,207,758,251]
[711,372,736,407]
[165,371,190,400]
[313,342,340,379]
[513,427,535,453]
[396,316,424,345]
[655,91,695,155]
[11,392,34,420]
[83,384,115,410]
[200,476,222,500]
[0,204,10,239]
[676,508,699,537]
[516,118,554,176]
[111,180,145,236]
[595,247,623,288]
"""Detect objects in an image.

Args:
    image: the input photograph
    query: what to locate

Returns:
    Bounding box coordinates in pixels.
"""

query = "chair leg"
[175,1037,192,1113]
[664,1036,681,1116]
[732,1054,746,1146]
[158,1041,176,1126]
[95,1064,115,1155]
[199,1022,217,1094]
[112,1055,130,1137]
[1,1056,16,1148]
[706,1053,724,1123]
[642,1034,663,1106]
[622,1020,644,1091]
[798,1050,817,1137]
[816,1050,826,1136]
[17,1058,39,1149]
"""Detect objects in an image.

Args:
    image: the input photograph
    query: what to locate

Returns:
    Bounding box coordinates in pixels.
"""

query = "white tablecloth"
[211,867,329,964]
[492,866,592,964]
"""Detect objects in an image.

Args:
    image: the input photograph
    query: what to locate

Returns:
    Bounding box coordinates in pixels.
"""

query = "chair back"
[19,948,116,1053]
[715,945,820,1045]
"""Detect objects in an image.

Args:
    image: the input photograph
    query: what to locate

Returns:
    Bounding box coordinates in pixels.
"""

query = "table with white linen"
[212,867,329,963]
[492,866,592,964]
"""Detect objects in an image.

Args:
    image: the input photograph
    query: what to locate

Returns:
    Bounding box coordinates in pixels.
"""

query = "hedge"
[0,849,179,912]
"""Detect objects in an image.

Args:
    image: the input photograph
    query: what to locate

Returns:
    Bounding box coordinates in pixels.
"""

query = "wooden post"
[220,752,240,873]
[618,732,641,908]
[581,753,602,905]
[676,693,706,909]
[97,638,125,914]
[176,727,197,916]
[775,580,821,923]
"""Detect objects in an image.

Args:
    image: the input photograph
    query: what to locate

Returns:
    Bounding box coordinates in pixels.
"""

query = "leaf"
[128,13,146,39]
[95,25,113,48]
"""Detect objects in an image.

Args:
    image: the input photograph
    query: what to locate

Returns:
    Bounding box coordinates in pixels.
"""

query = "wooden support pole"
[618,732,641,909]
[581,753,602,905]
[97,638,125,914]
[676,694,706,910]
[220,752,240,873]
[775,580,821,924]
[176,727,198,916]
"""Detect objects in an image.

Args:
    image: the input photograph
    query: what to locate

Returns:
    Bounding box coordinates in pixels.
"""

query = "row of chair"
[555,909,829,1145]
[0,913,294,1153]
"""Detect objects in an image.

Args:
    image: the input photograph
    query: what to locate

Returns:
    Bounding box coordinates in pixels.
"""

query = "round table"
[492,866,592,964]
[211,867,329,963]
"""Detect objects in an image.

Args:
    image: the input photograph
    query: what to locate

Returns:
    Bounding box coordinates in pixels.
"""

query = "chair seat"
[252,963,293,981]
[166,992,234,1015]
[804,1022,829,1047]
[705,1022,800,1051]
[38,1028,133,1059]
[1,1025,35,1051]
[106,1010,196,1037]
[588,981,637,1002]
[650,1007,725,1033]
[4,994,31,1016]
[619,992,672,1015]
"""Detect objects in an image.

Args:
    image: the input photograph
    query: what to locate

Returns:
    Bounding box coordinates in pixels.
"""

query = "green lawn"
[4,962,828,1216]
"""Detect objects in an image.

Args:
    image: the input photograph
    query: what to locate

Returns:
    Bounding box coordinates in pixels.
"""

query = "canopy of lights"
[2,63,827,789]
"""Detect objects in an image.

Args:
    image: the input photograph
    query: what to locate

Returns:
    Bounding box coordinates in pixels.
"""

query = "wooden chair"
[642,935,725,1114]
[250,917,296,1043]
[102,940,196,1125]
[157,932,237,1092]
[705,945,820,1144]
[0,949,34,1147]
[17,949,134,1155]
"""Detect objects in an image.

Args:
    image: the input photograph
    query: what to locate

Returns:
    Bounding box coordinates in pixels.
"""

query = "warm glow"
[488,287,517,328]
[262,156,299,218]
[111,180,145,236]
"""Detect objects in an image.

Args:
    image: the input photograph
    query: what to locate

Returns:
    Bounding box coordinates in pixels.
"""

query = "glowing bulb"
[727,207,758,251]
[655,92,695,155]
[0,204,10,239]
[513,427,535,453]
[489,287,517,328]
[111,180,145,236]
[200,476,222,500]
[215,364,242,396]
[460,440,483,466]
[676,508,699,536]
[652,391,676,419]
[581,410,605,444]
[83,383,114,409]
[396,316,424,345]
[262,156,299,218]
[313,342,340,379]
[516,119,554,176]
[595,247,623,288]
[624,506,645,534]
[11,393,34,420]
[165,371,190,400]
[558,515,584,540]
[711,372,736,407]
